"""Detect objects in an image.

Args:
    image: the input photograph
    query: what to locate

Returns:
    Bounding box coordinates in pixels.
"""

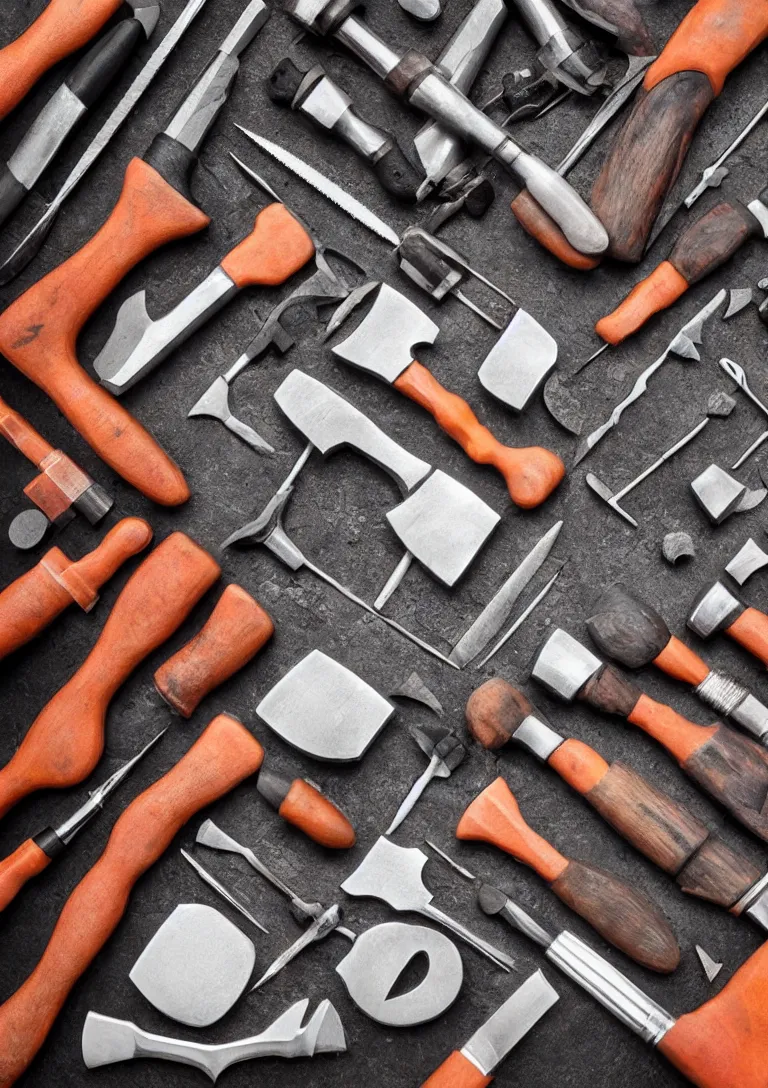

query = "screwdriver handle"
[0,397,54,467]
[0,0,123,121]
[0,533,220,821]
[0,517,153,661]
[0,713,265,1086]
[394,362,565,507]
[219,203,315,289]
[653,635,710,686]
[0,840,51,913]
[510,190,602,271]
[257,771,357,848]
[727,607,768,666]
[0,156,211,505]
[421,1051,493,1088]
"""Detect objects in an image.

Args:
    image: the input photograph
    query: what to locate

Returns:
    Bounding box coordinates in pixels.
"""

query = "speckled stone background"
[2,1,768,1085]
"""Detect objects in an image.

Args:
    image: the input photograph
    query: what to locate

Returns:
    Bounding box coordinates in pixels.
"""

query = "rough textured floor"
[2,0,768,1085]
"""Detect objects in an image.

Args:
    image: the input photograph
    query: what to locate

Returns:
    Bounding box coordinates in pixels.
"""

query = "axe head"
[333,284,439,384]
[687,582,744,639]
[531,628,602,701]
[478,309,558,413]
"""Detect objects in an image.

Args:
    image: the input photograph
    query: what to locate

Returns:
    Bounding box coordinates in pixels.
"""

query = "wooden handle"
[548,738,610,794]
[682,834,761,909]
[560,0,654,55]
[0,713,264,1087]
[628,693,718,763]
[456,777,568,881]
[154,584,274,718]
[394,362,565,507]
[466,678,546,750]
[278,779,356,849]
[0,397,53,466]
[0,0,123,121]
[421,1051,493,1088]
[683,724,768,844]
[727,607,768,666]
[64,518,154,604]
[220,203,315,289]
[653,636,709,686]
[0,158,211,505]
[658,939,768,1088]
[0,533,220,820]
[0,840,51,913]
[596,261,689,344]
[510,192,602,271]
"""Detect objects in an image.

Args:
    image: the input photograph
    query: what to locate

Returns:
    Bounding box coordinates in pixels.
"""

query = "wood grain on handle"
[394,362,565,508]
[0,533,220,820]
[421,1051,493,1088]
[0,713,265,1087]
[548,738,610,794]
[561,0,654,55]
[653,637,709,686]
[220,204,315,289]
[0,840,51,912]
[278,779,356,848]
[0,159,211,505]
[0,518,152,660]
[727,607,768,666]
[510,191,602,271]
[682,726,768,843]
[0,0,123,120]
[0,397,54,466]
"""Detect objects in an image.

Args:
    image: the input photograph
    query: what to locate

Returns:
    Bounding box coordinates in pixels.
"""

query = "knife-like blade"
[450,521,563,667]
[462,970,559,1075]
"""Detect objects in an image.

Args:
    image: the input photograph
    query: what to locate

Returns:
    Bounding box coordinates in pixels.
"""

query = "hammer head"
[587,584,671,668]
[585,473,636,527]
[530,628,602,701]
[333,284,440,384]
[687,582,744,639]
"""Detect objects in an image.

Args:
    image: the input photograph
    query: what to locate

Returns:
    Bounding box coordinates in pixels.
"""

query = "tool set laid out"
[5,2,768,1088]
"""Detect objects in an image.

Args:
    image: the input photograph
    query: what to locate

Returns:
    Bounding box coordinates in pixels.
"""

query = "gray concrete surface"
[1,0,768,1085]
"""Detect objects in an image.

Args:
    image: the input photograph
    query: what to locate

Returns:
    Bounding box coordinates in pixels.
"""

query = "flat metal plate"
[477,309,558,413]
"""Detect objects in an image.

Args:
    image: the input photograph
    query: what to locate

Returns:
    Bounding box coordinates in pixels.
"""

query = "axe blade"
[333,284,440,383]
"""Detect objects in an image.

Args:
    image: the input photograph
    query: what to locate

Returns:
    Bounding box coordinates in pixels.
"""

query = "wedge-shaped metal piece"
[257,649,395,761]
[691,464,767,525]
[460,970,559,1076]
[726,538,768,585]
[333,284,439,383]
[478,310,558,413]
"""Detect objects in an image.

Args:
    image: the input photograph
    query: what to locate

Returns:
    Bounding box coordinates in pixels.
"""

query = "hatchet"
[688,582,768,668]
[332,284,565,507]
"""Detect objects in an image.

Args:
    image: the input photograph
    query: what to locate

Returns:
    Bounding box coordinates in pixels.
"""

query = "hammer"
[688,582,768,668]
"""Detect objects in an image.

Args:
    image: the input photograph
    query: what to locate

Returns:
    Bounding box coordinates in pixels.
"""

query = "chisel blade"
[462,970,559,1075]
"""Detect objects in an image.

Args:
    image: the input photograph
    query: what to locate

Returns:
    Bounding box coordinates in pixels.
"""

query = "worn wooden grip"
[548,738,610,794]
[0,158,211,504]
[154,585,274,718]
[456,777,568,881]
[394,362,565,507]
[628,694,718,763]
[653,637,709,686]
[0,840,51,912]
[220,204,315,289]
[421,1050,493,1088]
[0,714,265,1087]
[644,0,768,96]
[0,0,123,120]
[0,396,53,466]
[727,607,768,666]
[683,835,761,908]
[279,779,356,849]
[595,261,689,345]
[510,192,602,271]
[682,725,768,843]
[0,533,220,820]
[658,939,768,1088]
[561,0,654,55]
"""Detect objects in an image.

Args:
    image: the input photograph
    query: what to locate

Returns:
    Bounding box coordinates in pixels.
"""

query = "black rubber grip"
[256,766,292,810]
[373,144,421,202]
[0,161,28,231]
[143,132,199,203]
[33,827,66,861]
[66,20,145,109]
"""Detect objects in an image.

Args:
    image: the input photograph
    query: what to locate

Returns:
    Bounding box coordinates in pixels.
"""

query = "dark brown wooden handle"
[682,724,768,844]
[561,0,654,55]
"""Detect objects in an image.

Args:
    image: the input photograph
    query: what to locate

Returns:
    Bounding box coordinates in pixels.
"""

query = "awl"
[386,724,466,835]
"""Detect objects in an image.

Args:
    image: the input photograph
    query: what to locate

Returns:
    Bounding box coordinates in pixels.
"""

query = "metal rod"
[453,289,504,330]
[421,903,516,971]
[180,850,269,934]
[476,567,563,668]
[613,417,710,503]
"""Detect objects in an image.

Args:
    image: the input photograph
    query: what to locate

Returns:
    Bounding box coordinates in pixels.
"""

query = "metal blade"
[462,971,559,1075]
[386,759,441,835]
[476,567,564,668]
[180,849,269,934]
[250,906,343,991]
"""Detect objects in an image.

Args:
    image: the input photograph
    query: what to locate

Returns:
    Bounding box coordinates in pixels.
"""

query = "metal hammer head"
[530,628,602,701]
[332,284,440,384]
[687,582,744,639]
[477,309,558,413]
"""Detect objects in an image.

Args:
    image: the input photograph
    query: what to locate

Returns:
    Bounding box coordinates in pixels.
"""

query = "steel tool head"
[585,472,637,527]
[336,922,463,1026]
[386,470,500,586]
[129,904,255,1027]
[342,837,434,912]
[691,464,766,524]
[126,0,161,36]
[531,628,602,700]
[726,538,768,585]
[687,582,744,639]
[94,291,152,383]
[257,649,395,762]
[478,310,558,413]
[332,284,439,383]
[411,723,466,775]
[462,971,559,1075]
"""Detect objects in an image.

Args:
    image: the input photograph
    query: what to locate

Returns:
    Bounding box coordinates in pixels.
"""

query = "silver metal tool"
[81,999,347,1077]
[450,521,562,667]
[399,0,443,21]
[720,358,768,469]
[251,905,346,992]
[510,0,608,95]
[687,581,753,643]
[690,465,766,525]
[476,566,563,668]
[726,539,768,585]
[686,98,768,209]
[129,904,256,1027]
[386,724,467,835]
[181,849,269,935]
[695,945,723,983]
[478,309,558,412]
[574,290,727,465]
[341,836,516,971]
[0,0,215,284]
[390,672,444,716]
[336,922,463,1026]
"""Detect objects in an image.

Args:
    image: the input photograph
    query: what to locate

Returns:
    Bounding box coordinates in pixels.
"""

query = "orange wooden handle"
[658,939,768,1088]
[548,738,610,794]
[0,533,220,820]
[0,158,211,505]
[0,840,51,913]
[653,636,709,687]
[0,713,264,1087]
[628,694,717,764]
[64,517,154,605]
[279,779,356,848]
[394,362,565,507]
[421,1051,493,1088]
[456,777,567,881]
[0,396,53,466]
[595,261,689,345]
[154,584,274,718]
[510,192,602,271]
[727,607,768,666]
[220,204,315,289]
[0,0,123,121]
[644,0,768,96]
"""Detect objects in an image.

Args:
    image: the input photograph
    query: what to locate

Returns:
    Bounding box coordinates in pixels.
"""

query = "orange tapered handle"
[510,191,602,271]
[596,262,689,345]
[548,738,610,794]
[0,713,264,1087]
[0,517,153,660]
[220,204,315,289]
[727,608,768,666]
[0,0,123,120]
[279,779,356,849]
[421,1051,493,1088]
[0,532,220,820]
[0,840,51,913]
[653,636,709,687]
[394,362,565,508]
[0,158,212,505]
[0,396,54,467]
[628,694,718,763]
[457,777,567,881]
[658,939,768,1088]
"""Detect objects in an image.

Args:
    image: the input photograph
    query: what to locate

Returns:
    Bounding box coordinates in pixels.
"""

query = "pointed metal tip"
[577,340,610,371]
[229,152,283,203]
[572,439,591,466]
